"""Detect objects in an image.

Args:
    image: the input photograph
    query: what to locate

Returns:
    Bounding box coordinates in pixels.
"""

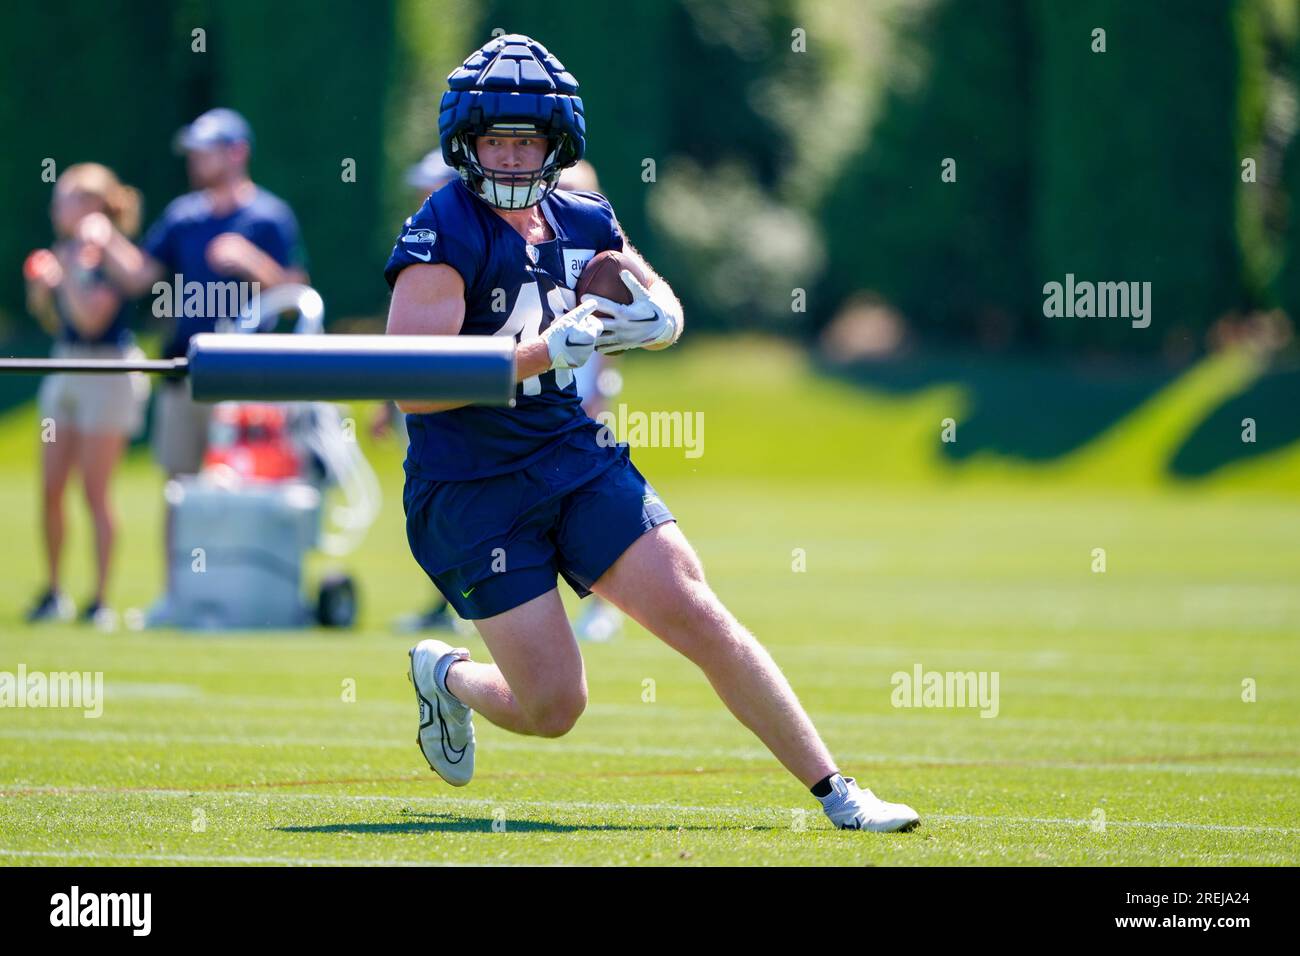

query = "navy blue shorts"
[403,426,675,620]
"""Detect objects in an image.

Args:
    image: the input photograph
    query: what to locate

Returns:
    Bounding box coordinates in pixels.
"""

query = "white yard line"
[2,787,1299,836]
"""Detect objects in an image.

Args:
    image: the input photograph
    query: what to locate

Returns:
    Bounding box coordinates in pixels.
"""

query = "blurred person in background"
[23,163,150,626]
[77,108,308,624]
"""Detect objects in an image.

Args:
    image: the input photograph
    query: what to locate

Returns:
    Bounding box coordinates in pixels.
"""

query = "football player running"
[384,34,918,832]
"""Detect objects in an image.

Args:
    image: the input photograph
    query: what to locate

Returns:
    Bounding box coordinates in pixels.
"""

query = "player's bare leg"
[450,589,587,738]
[591,521,920,831]
[591,521,835,787]
[407,588,586,786]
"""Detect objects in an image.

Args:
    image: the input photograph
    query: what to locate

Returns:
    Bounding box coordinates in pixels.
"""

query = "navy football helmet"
[439,34,586,210]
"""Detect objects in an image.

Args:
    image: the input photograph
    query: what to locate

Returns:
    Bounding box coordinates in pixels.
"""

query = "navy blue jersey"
[384,179,625,481]
[142,188,305,358]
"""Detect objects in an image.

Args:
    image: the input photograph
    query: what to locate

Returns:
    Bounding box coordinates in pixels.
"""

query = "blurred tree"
[647,0,830,331]
[481,1,672,267]
[0,0,186,342]
[382,0,481,248]
[816,0,1032,348]
[487,0,833,332]
[0,0,1288,356]
[1032,0,1244,356]
[663,0,795,190]
[214,0,394,318]
[0,0,402,334]
[1271,2,1300,321]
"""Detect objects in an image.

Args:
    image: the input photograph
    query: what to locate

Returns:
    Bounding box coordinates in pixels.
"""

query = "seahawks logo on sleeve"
[401,227,437,261]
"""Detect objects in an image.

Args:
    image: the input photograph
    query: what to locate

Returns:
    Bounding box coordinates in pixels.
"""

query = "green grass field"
[0,338,1297,865]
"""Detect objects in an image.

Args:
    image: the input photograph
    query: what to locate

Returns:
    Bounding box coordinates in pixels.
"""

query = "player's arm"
[387,263,604,414]
[386,262,471,414]
[618,239,683,351]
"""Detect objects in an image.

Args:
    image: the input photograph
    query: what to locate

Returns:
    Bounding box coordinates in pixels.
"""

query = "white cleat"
[819,774,920,832]
[408,639,475,787]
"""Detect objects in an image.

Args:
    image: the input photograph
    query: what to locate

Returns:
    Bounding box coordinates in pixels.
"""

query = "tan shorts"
[37,342,150,436]
[152,379,214,476]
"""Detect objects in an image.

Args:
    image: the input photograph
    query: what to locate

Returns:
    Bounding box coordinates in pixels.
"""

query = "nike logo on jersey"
[461,586,476,598]
[409,249,432,261]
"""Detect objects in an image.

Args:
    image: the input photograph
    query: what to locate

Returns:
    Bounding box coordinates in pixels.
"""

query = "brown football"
[574,250,649,317]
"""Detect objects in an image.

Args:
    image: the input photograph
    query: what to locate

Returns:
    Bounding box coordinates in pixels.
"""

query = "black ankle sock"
[810,773,838,798]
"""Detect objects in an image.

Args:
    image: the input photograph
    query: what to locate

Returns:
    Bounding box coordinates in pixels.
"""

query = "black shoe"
[79,600,104,624]
[26,588,74,623]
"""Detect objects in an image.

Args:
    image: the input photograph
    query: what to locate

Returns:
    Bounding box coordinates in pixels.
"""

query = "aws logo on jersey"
[563,249,596,289]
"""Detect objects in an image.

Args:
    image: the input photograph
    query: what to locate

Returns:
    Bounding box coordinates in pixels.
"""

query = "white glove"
[541,298,604,370]
[582,270,682,354]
